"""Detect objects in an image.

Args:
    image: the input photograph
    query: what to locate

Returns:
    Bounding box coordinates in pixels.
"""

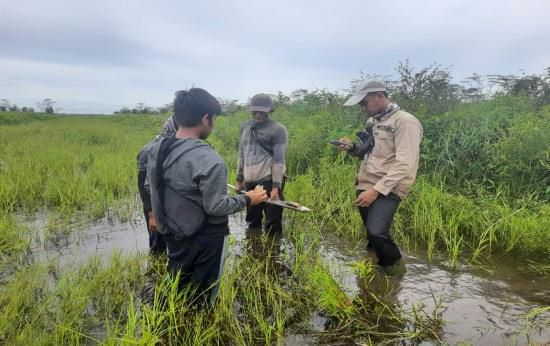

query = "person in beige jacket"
[339,80,423,276]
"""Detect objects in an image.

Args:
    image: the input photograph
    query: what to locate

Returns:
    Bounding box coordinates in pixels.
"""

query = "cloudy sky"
[1,0,549,113]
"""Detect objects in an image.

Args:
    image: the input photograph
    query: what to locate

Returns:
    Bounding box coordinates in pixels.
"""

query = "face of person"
[199,114,217,139]
[360,93,386,115]
[252,111,269,123]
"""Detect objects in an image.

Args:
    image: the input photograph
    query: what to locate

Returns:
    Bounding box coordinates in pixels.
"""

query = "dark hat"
[249,94,273,113]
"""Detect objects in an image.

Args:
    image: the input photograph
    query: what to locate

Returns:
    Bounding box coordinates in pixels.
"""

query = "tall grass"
[0,224,445,345]
[0,213,30,270]
[0,92,548,343]
[284,156,550,267]
[0,114,163,215]
[0,252,145,344]
[1,98,548,261]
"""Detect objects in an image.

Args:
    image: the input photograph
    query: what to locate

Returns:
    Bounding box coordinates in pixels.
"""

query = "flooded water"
[21,212,550,345]
[25,212,150,268]
[320,234,550,345]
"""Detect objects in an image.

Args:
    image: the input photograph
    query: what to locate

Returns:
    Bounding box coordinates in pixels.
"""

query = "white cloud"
[1,0,549,113]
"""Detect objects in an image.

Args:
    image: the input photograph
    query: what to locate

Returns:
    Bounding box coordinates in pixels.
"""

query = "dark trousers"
[144,210,166,255]
[165,226,229,303]
[245,180,284,233]
[356,191,402,267]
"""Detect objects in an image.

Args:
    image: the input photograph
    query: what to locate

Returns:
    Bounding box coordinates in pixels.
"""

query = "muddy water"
[25,212,150,268]
[24,212,550,345]
[320,234,550,345]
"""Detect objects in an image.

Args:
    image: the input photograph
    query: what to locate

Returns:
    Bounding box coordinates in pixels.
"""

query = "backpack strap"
[250,126,273,157]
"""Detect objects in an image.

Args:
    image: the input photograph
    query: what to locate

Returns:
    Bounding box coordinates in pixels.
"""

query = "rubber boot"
[382,259,406,277]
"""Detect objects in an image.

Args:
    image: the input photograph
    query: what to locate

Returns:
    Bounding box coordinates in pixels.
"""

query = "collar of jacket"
[372,103,401,121]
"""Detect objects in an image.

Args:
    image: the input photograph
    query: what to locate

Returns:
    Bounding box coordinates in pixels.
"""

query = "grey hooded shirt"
[236,119,288,188]
[147,137,249,232]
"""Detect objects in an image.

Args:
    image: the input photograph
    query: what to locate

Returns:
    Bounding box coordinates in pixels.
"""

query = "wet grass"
[0,224,446,345]
[284,157,550,269]
[0,252,145,345]
[516,306,550,345]
[1,104,547,265]
[0,95,548,344]
[0,213,31,273]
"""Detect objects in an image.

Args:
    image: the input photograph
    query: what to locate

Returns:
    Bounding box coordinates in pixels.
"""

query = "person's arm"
[347,142,364,158]
[137,148,152,212]
[200,160,251,216]
[336,138,363,159]
[138,170,152,212]
[271,126,288,190]
[372,119,423,196]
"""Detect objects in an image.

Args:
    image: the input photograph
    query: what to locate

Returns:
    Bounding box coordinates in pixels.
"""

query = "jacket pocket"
[372,130,394,157]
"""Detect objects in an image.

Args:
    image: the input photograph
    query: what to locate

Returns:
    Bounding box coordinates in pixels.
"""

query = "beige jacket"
[355,107,423,199]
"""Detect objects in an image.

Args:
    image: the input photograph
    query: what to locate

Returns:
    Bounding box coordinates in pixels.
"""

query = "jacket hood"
[162,138,210,169]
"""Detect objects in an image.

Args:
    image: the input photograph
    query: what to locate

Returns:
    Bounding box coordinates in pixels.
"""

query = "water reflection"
[244,227,292,277]
[16,212,550,345]
[320,233,550,345]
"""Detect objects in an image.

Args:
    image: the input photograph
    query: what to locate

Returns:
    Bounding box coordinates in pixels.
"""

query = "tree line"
[4,62,549,116]
[0,98,57,113]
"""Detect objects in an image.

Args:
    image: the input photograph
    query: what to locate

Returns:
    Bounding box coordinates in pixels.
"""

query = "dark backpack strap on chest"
[250,126,273,157]
[155,137,179,213]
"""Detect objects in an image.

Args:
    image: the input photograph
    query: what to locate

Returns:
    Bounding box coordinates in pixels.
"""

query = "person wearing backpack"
[148,88,268,303]
[234,94,288,233]
[136,115,178,255]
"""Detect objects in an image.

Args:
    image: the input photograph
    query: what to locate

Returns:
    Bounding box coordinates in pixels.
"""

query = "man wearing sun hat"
[338,80,423,276]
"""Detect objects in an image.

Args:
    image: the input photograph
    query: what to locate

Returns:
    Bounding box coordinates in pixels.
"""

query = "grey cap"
[344,80,387,106]
[249,94,273,113]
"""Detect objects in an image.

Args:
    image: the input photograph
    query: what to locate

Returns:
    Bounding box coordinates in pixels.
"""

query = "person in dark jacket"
[136,115,178,254]
[148,88,267,303]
